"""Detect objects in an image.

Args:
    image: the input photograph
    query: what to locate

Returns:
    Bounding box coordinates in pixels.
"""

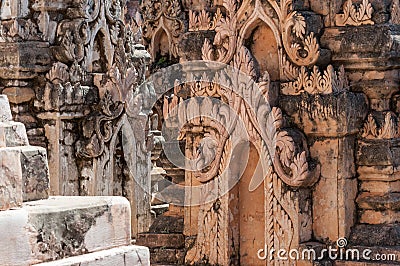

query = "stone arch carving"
[34,0,156,236]
[202,0,321,80]
[161,62,320,264]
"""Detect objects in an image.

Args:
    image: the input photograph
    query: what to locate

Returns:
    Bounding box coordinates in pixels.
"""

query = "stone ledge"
[280,91,368,137]
[357,193,400,211]
[0,196,131,266]
[0,121,29,147]
[33,245,150,266]
[321,25,400,70]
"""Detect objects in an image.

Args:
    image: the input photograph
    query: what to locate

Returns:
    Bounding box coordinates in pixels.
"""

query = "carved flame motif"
[336,0,374,26]
[189,8,223,31]
[362,112,400,139]
[201,0,320,80]
[281,65,349,95]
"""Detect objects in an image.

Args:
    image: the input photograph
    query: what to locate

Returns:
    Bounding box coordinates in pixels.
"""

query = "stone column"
[281,82,368,243]
[322,21,400,245]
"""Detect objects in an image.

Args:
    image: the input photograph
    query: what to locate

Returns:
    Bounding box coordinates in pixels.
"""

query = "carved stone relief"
[0,0,155,236]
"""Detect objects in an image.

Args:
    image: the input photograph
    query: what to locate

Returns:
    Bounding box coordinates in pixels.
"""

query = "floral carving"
[141,0,185,58]
[281,65,349,95]
[0,19,40,42]
[361,112,400,139]
[201,0,320,80]
[189,9,222,31]
[336,0,374,26]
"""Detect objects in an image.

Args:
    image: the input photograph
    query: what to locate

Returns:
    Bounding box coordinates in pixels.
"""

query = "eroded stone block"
[0,148,22,210]
[357,139,400,167]
[0,196,131,265]
[18,146,49,202]
[280,91,368,137]
[0,42,52,79]
[0,121,29,147]
[3,87,36,104]
[0,95,12,123]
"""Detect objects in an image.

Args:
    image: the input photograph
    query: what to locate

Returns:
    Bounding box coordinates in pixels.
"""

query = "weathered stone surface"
[136,233,185,249]
[149,215,184,233]
[359,209,400,224]
[357,192,400,211]
[2,87,35,104]
[0,146,48,203]
[0,95,12,122]
[150,248,185,265]
[357,139,400,167]
[18,145,49,201]
[34,245,150,266]
[311,137,356,179]
[0,121,29,147]
[0,148,23,210]
[0,42,52,79]
[311,137,358,241]
[321,26,400,69]
[0,196,131,266]
[360,180,400,193]
[350,224,400,246]
[0,0,29,19]
[280,92,369,137]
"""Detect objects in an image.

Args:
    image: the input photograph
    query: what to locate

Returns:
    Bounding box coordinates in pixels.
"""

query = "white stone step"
[33,245,150,266]
[0,95,12,122]
[0,146,49,210]
[0,94,29,147]
[0,121,29,147]
[0,196,132,266]
[0,147,23,210]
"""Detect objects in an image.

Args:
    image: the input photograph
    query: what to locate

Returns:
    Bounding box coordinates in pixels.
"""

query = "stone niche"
[0,0,155,237]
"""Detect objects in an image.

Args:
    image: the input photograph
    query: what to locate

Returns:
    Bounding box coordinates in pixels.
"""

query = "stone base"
[0,196,131,266]
[34,245,150,266]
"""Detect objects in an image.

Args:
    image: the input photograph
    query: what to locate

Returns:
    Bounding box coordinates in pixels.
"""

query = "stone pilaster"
[281,87,368,243]
[322,20,400,246]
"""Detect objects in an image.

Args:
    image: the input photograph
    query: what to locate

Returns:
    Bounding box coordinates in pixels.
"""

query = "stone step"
[33,245,150,266]
[0,95,12,122]
[150,248,185,265]
[0,196,131,266]
[136,233,184,249]
[0,121,29,147]
[0,146,49,210]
